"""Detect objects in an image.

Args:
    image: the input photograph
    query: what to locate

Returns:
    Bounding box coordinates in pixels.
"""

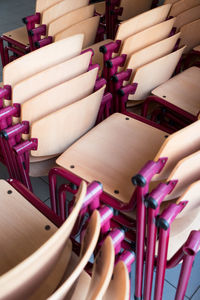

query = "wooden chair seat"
[120,18,175,60]
[152,67,200,116]
[3,26,29,46]
[174,4,200,30]
[29,157,57,177]
[48,4,95,37]
[57,113,168,203]
[193,45,200,51]
[54,16,100,49]
[179,18,200,53]
[57,113,200,204]
[0,179,72,299]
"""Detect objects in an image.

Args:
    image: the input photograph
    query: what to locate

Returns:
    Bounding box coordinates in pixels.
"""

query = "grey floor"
[0,1,200,299]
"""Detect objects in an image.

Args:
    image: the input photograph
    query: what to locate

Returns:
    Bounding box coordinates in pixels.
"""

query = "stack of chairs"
[0,0,103,66]
[0,178,132,299]
[0,35,111,191]
[0,1,200,299]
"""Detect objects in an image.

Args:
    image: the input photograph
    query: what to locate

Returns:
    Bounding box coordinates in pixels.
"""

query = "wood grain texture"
[42,0,89,25]
[48,210,101,300]
[129,46,185,100]
[179,18,200,53]
[120,18,175,59]
[0,179,74,299]
[174,4,200,30]
[21,67,98,125]
[154,119,200,180]
[102,261,129,300]
[56,113,168,203]
[152,67,200,116]
[48,4,95,37]
[3,34,84,86]
[170,0,200,17]
[3,26,29,46]
[54,16,100,49]
[94,1,105,15]
[125,33,180,79]
[31,85,106,156]
[12,51,92,105]
[120,0,152,21]
[164,0,179,4]
[36,0,63,13]
[116,4,171,42]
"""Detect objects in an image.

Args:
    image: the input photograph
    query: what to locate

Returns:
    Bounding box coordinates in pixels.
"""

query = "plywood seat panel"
[119,0,152,21]
[48,4,95,37]
[174,5,200,30]
[129,46,185,100]
[170,0,200,17]
[193,45,200,51]
[54,16,100,49]
[56,113,168,203]
[3,34,84,86]
[3,26,29,46]
[12,51,92,105]
[0,180,71,299]
[31,86,106,157]
[126,33,180,79]
[179,18,200,53]
[152,67,200,116]
[120,18,175,59]
[116,4,172,42]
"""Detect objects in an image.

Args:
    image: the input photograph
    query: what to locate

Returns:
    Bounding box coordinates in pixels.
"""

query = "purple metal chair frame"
[141,95,197,131]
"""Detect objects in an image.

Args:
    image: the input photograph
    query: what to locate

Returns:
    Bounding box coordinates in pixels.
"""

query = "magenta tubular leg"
[135,185,148,300]
[154,228,170,300]
[0,37,5,67]
[175,255,195,300]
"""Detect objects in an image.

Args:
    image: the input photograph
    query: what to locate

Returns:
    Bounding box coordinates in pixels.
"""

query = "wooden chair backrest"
[176,180,200,219]
[153,119,200,180]
[115,4,171,42]
[35,0,62,13]
[21,67,98,125]
[120,0,152,21]
[12,51,92,105]
[42,0,89,26]
[164,151,200,201]
[48,210,101,300]
[54,16,100,49]
[164,0,179,4]
[126,32,180,78]
[85,236,115,300]
[94,1,105,15]
[102,261,130,300]
[120,18,175,58]
[129,46,185,100]
[48,5,95,37]
[0,181,87,300]
[179,18,200,53]
[170,0,200,17]
[30,85,106,157]
[3,35,84,86]
[174,5,200,30]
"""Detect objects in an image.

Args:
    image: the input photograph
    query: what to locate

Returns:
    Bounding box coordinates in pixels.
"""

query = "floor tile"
[30,176,50,202]
[0,162,9,179]
[191,286,200,300]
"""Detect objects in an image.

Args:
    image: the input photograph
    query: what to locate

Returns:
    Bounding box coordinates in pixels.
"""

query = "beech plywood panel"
[12,51,92,105]
[21,67,98,124]
[31,85,106,156]
[3,35,84,86]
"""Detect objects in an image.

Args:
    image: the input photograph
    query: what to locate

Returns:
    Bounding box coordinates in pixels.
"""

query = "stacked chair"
[0,1,200,299]
[0,35,111,190]
[0,178,131,299]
